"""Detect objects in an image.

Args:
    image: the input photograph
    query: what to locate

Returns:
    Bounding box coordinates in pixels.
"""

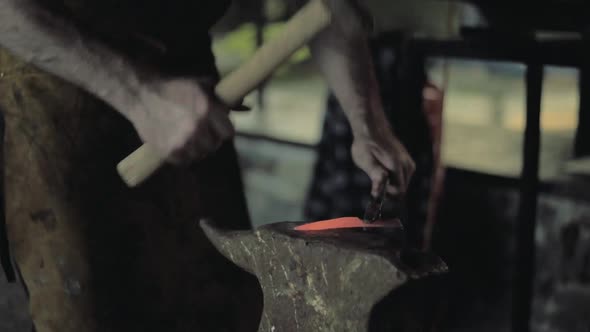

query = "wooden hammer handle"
[117,0,332,187]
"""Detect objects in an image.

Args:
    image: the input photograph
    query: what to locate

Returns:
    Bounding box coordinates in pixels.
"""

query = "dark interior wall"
[469,0,590,32]
[432,168,590,331]
[432,169,518,331]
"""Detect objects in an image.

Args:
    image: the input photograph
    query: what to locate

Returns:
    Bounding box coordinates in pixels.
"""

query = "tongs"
[363,178,389,224]
[363,175,407,229]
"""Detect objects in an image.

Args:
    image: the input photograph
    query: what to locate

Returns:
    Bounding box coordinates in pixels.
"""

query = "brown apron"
[0,48,262,332]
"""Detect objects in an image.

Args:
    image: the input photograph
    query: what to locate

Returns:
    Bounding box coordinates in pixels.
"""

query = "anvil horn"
[200,219,258,273]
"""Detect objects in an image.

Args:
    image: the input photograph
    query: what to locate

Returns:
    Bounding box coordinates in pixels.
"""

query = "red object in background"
[423,81,445,165]
[422,81,446,250]
[295,217,402,231]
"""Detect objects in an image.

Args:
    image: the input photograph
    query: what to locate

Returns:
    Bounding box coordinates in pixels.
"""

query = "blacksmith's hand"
[351,121,415,197]
[128,78,234,164]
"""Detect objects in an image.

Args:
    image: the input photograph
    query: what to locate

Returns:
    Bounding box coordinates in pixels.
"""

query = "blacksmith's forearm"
[0,0,141,119]
[310,28,385,138]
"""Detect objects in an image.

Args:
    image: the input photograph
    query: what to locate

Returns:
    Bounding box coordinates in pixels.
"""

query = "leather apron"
[0,1,262,331]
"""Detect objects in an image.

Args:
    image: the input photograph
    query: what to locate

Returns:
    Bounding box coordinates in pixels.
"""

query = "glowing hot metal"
[294,217,402,231]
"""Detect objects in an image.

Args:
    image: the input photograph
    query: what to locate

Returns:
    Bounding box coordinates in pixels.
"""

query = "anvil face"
[289,220,409,256]
[201,220,448,332]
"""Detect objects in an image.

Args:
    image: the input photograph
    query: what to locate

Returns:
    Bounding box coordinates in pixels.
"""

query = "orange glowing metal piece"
[294,217,400,231]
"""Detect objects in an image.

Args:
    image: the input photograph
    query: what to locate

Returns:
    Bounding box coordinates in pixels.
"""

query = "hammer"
[117,0,333,187]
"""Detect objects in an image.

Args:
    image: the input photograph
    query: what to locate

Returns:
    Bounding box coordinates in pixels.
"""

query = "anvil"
[201,218,448,332]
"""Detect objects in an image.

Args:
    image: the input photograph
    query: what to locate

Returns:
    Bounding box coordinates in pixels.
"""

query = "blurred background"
[210,1,580,226]
[3,0,590,331]
[209,1,590,331]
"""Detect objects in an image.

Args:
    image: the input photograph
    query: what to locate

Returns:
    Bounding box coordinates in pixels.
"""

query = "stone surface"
[0,276,30,332]
[533,204,590,332]
[202,220,448,332]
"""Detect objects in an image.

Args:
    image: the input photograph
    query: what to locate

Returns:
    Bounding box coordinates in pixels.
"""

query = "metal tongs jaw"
[363,178,389,224]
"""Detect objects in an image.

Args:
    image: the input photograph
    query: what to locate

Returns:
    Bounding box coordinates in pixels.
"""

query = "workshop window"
[432,59,527,178]
[539,66,578,180]
[431,59,579,181]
